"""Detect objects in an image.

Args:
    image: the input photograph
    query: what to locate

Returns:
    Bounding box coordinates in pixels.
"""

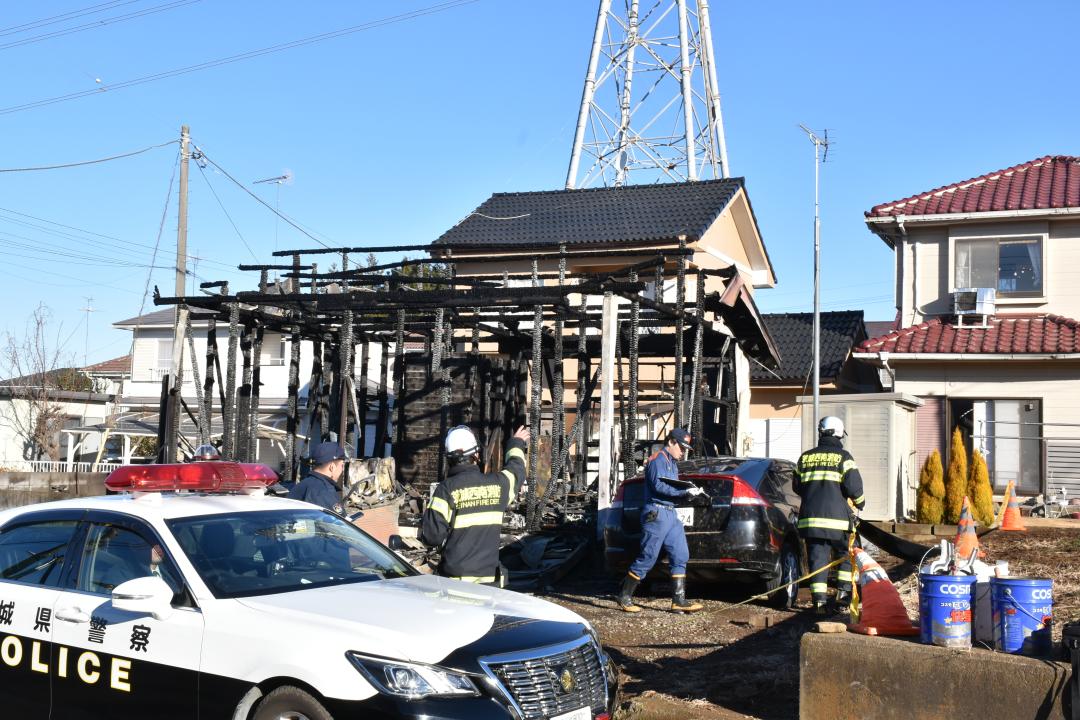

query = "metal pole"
[696,0,729,177]
[676,0,698,180]
[566,0,613,189]
[812,137,821,430]
[615,0,640,185]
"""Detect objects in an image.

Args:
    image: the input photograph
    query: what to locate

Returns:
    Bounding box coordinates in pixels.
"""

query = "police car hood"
[234,574,586,665]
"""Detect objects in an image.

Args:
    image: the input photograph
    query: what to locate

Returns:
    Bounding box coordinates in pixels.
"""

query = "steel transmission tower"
[566,0,730,189]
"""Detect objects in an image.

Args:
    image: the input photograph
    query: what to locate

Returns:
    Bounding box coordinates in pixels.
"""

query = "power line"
[195,161,259,262]
[195,147,334,250]
[0,1,202,51]
[0,140,176,172]
[0,0,481,116]
[0,1,136,38]
[0,206,238,271]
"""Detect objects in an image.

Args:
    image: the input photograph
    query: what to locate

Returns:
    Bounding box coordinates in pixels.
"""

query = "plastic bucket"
[919,574,976,648]
[991,577,1053,655]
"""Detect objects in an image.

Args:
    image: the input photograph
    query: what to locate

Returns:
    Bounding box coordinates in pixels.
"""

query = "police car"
[0,461,617,719]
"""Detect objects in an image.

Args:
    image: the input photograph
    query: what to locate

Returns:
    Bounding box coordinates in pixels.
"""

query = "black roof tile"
[751,311,867,384]
[432,179,744,248]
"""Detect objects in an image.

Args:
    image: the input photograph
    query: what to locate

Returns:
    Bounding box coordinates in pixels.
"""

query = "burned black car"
[603,456,805,608]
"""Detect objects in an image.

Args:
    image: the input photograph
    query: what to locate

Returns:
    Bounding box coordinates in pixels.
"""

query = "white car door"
[0,513,82,718]
[49,516,204,719]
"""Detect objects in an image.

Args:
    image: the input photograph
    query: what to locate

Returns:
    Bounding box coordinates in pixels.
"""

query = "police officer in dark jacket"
[617,428,706,614]
[794,416,865,614]
[419,425,529,585]
[288,442,348,514]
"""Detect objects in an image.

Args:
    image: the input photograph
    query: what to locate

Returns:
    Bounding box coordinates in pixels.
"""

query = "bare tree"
[0,304,89,460]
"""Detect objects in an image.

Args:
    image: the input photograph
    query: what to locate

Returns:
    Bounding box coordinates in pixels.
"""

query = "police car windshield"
[166,509,414,598]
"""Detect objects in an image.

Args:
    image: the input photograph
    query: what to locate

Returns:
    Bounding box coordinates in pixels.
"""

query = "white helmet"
[819,416,845,438]
[445,425,479,458]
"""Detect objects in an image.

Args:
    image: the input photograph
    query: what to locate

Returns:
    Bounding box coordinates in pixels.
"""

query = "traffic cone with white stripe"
[954,496,982,558]
[1000,483,1027,532]
[847,548,919,636]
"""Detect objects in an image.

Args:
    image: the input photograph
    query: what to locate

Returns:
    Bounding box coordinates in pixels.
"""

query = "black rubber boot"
[670,576,703,613]
[811,593,829,617]
[617,575,642,613]
[831,590,852,615]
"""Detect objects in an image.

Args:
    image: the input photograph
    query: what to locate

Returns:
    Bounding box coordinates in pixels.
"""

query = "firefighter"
[288,441,348,514]
[794,416,865,615]
[419,425,530,586]
[617,428,706,614]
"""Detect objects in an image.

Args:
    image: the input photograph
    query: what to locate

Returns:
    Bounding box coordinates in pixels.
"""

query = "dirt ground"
[543,526,1080,720]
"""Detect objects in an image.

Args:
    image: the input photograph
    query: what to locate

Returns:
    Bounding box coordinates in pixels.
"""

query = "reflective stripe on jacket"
[793,435,865,541]
[419,437,527,580]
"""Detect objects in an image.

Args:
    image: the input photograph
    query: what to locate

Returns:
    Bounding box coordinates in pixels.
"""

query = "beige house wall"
[891,361,1080,441]
[898,218,1080,324]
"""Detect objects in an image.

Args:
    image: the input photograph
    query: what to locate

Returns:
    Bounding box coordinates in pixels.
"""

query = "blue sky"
[1,0,1078,368]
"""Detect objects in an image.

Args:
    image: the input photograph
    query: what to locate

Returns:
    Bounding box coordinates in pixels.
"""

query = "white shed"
[798,393,922,522]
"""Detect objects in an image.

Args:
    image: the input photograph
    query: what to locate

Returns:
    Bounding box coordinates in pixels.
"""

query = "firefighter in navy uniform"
[617,428,706,614]
[420,425,530,585]
[794,416,865,615]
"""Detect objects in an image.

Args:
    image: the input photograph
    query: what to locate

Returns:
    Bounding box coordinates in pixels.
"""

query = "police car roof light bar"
[105,462,278,493]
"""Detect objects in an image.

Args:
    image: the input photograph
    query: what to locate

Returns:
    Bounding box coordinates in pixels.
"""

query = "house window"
[954,236,1043,296]
[950,398,1041,495]
[155,340,173,380]
[261,335,287,366]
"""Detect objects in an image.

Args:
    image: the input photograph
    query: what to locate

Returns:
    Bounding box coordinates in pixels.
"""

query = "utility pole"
[799,125,830,432]
[176,125,190,297]
[165,125,191,462]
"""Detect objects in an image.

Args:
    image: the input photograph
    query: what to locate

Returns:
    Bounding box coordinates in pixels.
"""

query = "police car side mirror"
[112,576,175,621]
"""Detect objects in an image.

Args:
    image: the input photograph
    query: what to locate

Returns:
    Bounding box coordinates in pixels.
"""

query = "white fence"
[0,460,123,474]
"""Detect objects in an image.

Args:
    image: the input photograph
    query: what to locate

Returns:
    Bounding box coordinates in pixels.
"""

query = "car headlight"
[347,652,479,700]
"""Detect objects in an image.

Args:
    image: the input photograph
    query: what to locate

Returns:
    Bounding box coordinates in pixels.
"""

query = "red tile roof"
[83,355,131,375]
[856,315,1080,355]
[866,155,1080,218]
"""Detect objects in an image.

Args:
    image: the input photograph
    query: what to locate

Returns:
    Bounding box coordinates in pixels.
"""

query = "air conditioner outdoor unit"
[953,287,996,316]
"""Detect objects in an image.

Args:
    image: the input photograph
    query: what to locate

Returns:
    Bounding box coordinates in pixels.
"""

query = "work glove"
[686,486,704,497]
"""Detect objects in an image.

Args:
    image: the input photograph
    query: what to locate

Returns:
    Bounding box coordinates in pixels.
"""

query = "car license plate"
[675,507,694,526]
[552,708,591,720]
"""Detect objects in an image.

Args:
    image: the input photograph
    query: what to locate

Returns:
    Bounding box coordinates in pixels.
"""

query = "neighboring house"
[430,179,780,461]
[857,154,1080,498]
[747,311,879,461]
[0,369,114,467]
[82,354,131,395]
[68,308,397,470]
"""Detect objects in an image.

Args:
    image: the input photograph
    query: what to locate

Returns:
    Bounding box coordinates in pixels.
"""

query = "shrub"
[968,449,994,526]
[916,449,945,524]
[944,428,968,524]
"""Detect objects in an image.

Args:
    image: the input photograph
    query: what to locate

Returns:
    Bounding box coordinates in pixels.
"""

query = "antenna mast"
[566,0,730,189]
[799,124,830,432]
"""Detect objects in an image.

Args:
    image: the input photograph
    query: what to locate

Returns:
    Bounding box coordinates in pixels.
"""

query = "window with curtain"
[954,236,1043,296]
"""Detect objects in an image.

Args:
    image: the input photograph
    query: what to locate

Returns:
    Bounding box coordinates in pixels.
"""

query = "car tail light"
[731,478,768,507]
[105,462,278,493]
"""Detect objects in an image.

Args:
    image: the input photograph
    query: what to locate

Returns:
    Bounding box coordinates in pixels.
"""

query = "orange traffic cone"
[1000,483,1027,532]
[954,496,982,558]
[847,549,919,636]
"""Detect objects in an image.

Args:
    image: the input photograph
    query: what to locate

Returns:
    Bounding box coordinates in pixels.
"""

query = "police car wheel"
[252,686,333,720]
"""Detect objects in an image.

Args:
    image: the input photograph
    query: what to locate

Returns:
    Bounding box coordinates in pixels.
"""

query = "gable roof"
[751,311,866,384]
[432,179,745,249]
[114,307,216,329]
[867,155,1080,219]
[83,355,131,376]
[855,314,1080,355]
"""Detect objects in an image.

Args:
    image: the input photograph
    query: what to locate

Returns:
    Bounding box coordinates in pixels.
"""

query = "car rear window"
[166,509,414,598]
